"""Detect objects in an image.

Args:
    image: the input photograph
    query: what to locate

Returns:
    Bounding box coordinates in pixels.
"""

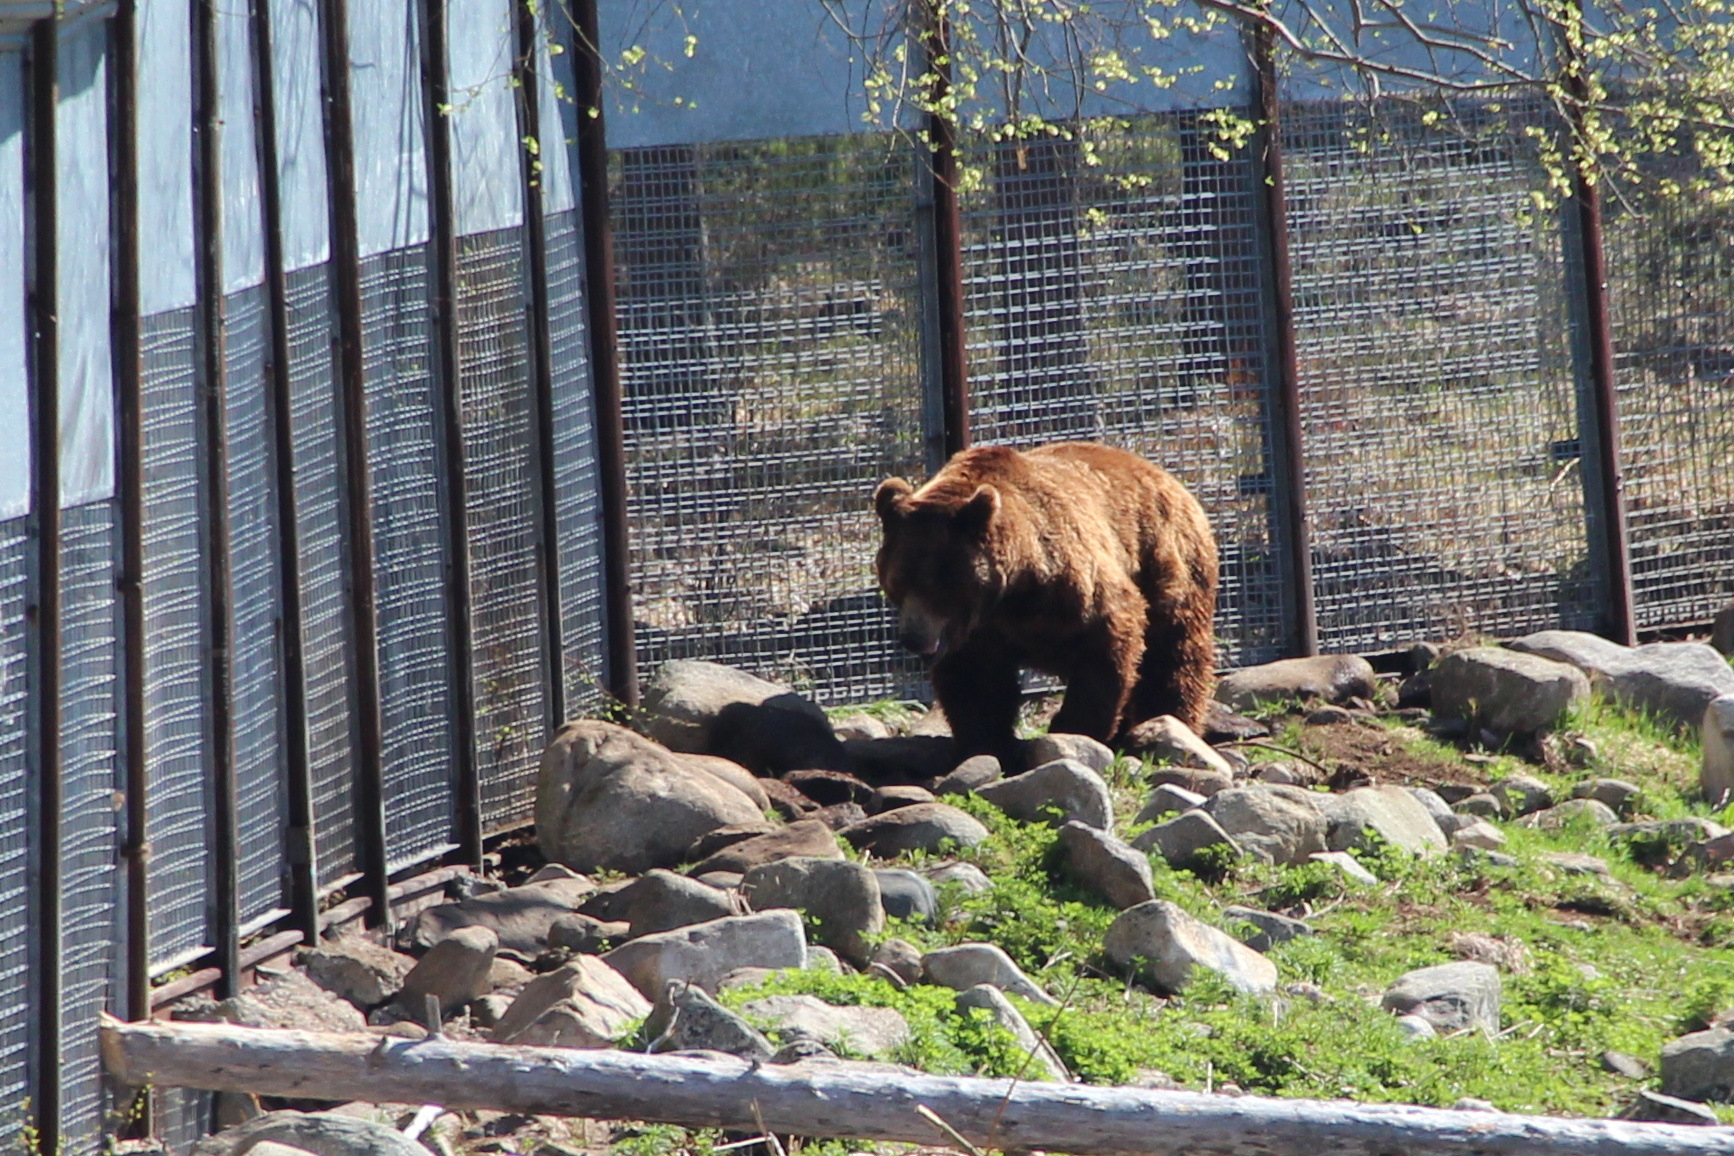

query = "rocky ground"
[173,622,1734,1156]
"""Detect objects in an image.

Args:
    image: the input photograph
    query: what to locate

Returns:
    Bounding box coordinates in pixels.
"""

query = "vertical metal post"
[315,0,391,927]
[24,16,63,1150]
[1250,16,1318,658]
[108,0,152,1027]
[416,0,482,866]
[514,0,567,732]
[192,0,243,997]
[1564,15,1636,646]
[249,0,319,941]
[568,0,638,707]
[922,1,969,458]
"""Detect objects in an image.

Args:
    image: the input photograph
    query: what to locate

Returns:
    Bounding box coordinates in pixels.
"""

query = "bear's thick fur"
[874,441,1217,771]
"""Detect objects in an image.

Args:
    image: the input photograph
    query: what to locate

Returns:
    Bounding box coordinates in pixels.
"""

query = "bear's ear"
[874,477,914,524]
[957,484,1000,536]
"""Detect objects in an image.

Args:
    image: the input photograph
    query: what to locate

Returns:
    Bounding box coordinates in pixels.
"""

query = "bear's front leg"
[932,637,1027,773]
[1048,614,1144,744]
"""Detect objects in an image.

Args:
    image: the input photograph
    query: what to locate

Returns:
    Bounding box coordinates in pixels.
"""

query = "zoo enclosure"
[0,0,1731,1153]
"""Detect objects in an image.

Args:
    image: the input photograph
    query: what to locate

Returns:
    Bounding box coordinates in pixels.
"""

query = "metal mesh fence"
[546,208,610,714]
[285,264,359,889]
[1279,99,1598,651]
[610,135,929,703]
[359,246,459,871]
[959,117,1289,669]
[139,308,213,969]
[57,498,120,1156]
[1603,170,1734,629]
[0,518,29,1151]
[223,285,288,928]
[455,228,545,833]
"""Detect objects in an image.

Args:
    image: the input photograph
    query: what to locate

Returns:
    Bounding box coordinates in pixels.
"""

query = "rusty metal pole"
[568,0,638,707]
[923,1,969,458]
[1250,13,1318,658]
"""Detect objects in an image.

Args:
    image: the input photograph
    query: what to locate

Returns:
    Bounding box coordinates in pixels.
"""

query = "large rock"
[1135,784,1208,823]
[1023,733,1116,774]
[1215,655,1377,712]
[740,857,884,964]
[921,943,1058,1006]
[687,819,842,876]
[975,759,1113,829]
[1429,647,1590,736]
[675,753,771,812]
[840,803,989,858]
[621,870,740,938]
[1319,786,1448,857]
[638,660,845,773]
[537,721,765,875]
[1661,1027,1734,1102]
[491,956,651,1047]
[740,994,911,1060]
[399,926,498,1016]
[1622,1090,1721,1126]
[955,985,1068,1081]
[1103,901,1277,995]
[1521,798,1619,830]
[874,869,940,925]
[1705,694,1734,806]
[1122,716,1235,779]
[1221,905,1311,954]
[302,935,414,1009]
[647,982,775,1060]
[1380,961,1501,1033]
[1507,630,1734,729]
[1132,809,1241,870]
[398,876,596,957]
[935,755,1003,796]
[1057,821,1155,909]
[1203,785,1326,866]
[602,909,807,998]
[1490,775,1553,817]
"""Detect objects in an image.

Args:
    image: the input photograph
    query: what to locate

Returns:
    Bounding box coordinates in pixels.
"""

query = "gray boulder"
[1121,716,1235,779]
[536,721,765,875]
[1622,1090,1720,1126]
[1661,1026,1734,1102]
[603,909,808,998]
[398,926,498,1016]
[1103,900,1278,995]
[935,755,1003,796]
[491,956,651,1047]
[171,969,365,1033]
[740,857,884,964]
[921,943,1058,1006]
[1146,765,1234,797]
[1221,905,1312,953]
[976,759,1113,829]
[874,869,939,925]
[1203,785,1327,866]
[647,981,776,1060]
[1132,809,1241,870]
[1380,961,1501,1033]
[1453,793,1505,819]
[923,861,994,894]
[840,803,989,858]
[1023,733,1116,774]
[955,985,1068,1081]
[1713,599,1734,657]
[1407,788,1454,829]
[1521,799,1619,830]
[1320,786,1448,856]
[674,753,771,812]
[1135,784,1209,824]
[1451,820,1507,851]
[547,913,629,954]
[1705,694,1734,806]
[398,875,596,957]
[1571,778,1642,815]
[621,870,740,938]
[302,935,414,1009]
[639,659,845,773]
[1507,630,1734,729]
[1310,851,1380,886]
[1490,775,1553,817]
[1215,654,1377,712]
[1429,647,1590,736]
[740,994,911,1060]
[1057,821,1156,908]
[687,819,842,876]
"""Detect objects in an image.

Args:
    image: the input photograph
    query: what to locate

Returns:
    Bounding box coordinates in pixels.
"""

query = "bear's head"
[872,476,1000,658]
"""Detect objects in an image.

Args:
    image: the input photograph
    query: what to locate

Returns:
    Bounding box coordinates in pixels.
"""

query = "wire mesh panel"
[1603,174,1734,628]
[0,518,29,1151]
[610,135,929,703]
[1279,99,1597,651]
[545,208,609,712]
[960,117,1289,668]
[455,229,545,832]
[360,247,459,870]
[285,265,357,888]
[223,285,288,927]
[139,308,213,968]
[57,498,120,1156]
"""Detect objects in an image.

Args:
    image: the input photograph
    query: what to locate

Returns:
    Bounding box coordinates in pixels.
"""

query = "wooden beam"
[103,1019,1734,1156]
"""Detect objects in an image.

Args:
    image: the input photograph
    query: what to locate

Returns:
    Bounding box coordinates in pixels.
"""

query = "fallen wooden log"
[103,1017,1734,1156]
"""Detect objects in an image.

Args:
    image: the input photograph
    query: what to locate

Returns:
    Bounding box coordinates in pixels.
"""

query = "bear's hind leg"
[1126,612,1216,735]
[932,638,1026,772]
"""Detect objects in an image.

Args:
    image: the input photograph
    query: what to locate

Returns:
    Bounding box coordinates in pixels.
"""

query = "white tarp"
[0,51,25,521]
[136,0,196,314]
[536,9,576,216]
[56,17,112,508]
[218,0,264,292]
[270,0,329,272]
[446,0,521,235]
[349,0,429,256]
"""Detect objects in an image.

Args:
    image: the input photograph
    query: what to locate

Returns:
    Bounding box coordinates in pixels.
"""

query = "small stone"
[955,985,1068,1081]
[1201,701,1271,742]
[740,994,911,1060]
[976,759,1114,829]
[922,943,1058,1005]
[874,869,940,925]
[1221,905,1312,954]
[1491,775,1553,817]
[1453,793,1504,819]
[1406,787,1454,827]
[831,713,894,742]
[647,981,775,1061]
[1305,705,1354,726]
[1661,1026,1734,1101]
[739,857,884,965]
[685,822,781,864]
[1319,785,1448,857]
[1571,778,1642,815]
[871,938,924,986]
[1381,961,1501,1033]
[1253,763,1305,786]
[840,803,990,858]
[1146,765,1234,797]
[639,660,845,774]
[1308,851,1378,886]
[488,957,533,993]
[1430,648,1590,737]
[1450,821,1507,851]
[1507,630,1734,730]
[302,935,415,1009]
[547,914,629,955]
[621,870,740,939]
[1540,851,1610,876]
[1103,900,1278,996]
[934,755,1003,796]
[687,819,843,876]
[602,910,808,999]
[1203,785,1327,866]
[1023,733,1116,774]
[400,926,498,1016]
[1057,821,1156,909]
[1521,798,1618,830]
[490,956,651,1048]
[1622,1090,1721,1125]
[1132,810,1241,871]
[923,861,993,894]
[1706,694,1734,807]
[1121,716,1236,779]
[876,785,937,811]
[1602,1050,1651,1079]
[1134,784,1208,824]
[1215,654,1377,712]
[1395,1014,1437,1041]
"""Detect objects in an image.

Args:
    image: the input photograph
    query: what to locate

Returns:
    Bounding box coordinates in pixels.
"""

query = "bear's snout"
[896,600,946,658]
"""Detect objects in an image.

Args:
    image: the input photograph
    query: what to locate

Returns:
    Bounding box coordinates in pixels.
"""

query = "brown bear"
[874,441,1217,771]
